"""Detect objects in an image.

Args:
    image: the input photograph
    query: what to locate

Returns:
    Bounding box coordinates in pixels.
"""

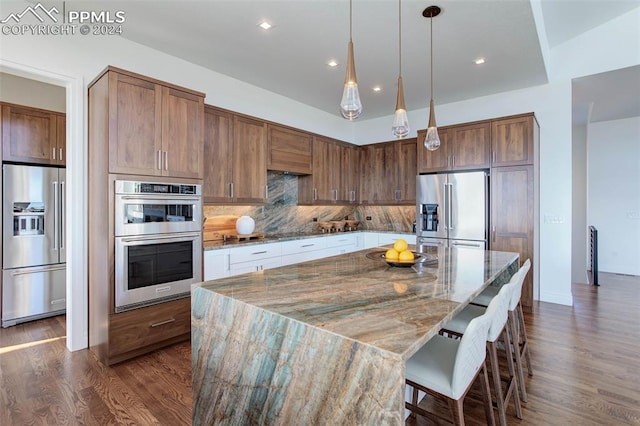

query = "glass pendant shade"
[424,98,440,151]
[392,76,410,138]
[340,40,362,120]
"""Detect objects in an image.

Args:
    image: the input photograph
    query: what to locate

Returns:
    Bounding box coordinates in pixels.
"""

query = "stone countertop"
[194,245,518,360]
[202,229,415,250]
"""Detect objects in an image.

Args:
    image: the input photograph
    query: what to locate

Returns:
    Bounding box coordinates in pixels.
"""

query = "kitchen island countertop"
[192,246,519,424]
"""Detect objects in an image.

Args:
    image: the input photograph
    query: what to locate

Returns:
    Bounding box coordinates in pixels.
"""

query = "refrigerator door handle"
[448,183,454,231]
[60,180,65,250]
[451,241,483,248]
[53,181,59,251]
[443,182,449,230]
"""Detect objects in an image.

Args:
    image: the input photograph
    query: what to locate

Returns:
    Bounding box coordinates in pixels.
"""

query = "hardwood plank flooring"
[1,272,639,425]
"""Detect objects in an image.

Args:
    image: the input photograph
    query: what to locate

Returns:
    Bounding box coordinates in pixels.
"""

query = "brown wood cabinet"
[267,124,312,175]
[88,67,204,366]
[203,106,267,204]
[105,69,204,179]
[418,121,490,173]
[359,138,416,205]
[491,165,534,311]
[491,113,535,167]
[1,102,66,165]
[298,136,358,205]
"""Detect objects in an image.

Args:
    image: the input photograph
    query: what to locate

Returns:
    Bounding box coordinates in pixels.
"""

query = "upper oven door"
[115,194,202,237]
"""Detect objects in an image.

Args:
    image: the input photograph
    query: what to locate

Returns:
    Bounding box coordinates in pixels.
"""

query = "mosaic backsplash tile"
[203,172,416,234]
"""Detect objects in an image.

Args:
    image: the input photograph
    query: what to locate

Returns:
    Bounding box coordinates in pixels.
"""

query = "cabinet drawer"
[280,238,326,255]
[109,297,190,357]
[324,234,357,248]
[228,242,281,264]
[229,257,282,276]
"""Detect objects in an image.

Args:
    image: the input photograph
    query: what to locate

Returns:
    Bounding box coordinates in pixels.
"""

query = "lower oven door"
[115,231,202,312]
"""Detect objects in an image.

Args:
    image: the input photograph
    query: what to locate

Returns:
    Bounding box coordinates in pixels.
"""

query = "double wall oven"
[114,180,202,312]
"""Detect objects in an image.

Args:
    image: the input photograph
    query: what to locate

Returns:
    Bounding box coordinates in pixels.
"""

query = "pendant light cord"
[350,0,353,42]
[430,14,433,101]
[398,0,402,77]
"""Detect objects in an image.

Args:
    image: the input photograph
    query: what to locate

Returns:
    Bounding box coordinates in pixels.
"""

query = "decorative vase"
[235,215,255,235]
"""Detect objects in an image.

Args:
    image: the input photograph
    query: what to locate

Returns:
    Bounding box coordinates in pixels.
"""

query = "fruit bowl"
[366,250,436,268]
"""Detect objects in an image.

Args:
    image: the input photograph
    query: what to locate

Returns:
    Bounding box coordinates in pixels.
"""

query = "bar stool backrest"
[487,282,513,342]
[508,259,531,311]
[451,299,493,399]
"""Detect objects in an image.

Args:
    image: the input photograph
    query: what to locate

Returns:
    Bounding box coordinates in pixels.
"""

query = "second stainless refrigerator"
[416,171,488,249]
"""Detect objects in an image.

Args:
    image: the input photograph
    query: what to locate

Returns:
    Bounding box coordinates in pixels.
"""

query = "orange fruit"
[385,248,400,260]
[393,239,408,252]
[398,250,414,261]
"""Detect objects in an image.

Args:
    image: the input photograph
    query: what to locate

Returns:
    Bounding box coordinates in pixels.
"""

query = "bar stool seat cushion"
[406,334,460,400]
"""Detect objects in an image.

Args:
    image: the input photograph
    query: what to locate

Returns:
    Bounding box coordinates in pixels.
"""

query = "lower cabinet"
[108,297,191,364]
[228,242,282,275]
[204,249,230,280]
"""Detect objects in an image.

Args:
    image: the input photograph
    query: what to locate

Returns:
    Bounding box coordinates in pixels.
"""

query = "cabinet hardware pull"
[59,148,63,162]
[265,185,269,200]
[252,251,268,255]
[164,151,169,170]
[492,151,496,163]
[452,156,455,168]
[313,188,317,201]
[52,147,56,160]
[150,318,175,328]
[157,150,162,170]
[50,298,66,305]
[492,225,496,242]
[230,183,234,198]
[301,244,314,248]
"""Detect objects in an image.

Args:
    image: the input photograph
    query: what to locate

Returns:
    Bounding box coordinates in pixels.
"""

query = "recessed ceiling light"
[258,21,272,30]
[373,86,382,92]
[327,60,339,67]
[474,58,486,65]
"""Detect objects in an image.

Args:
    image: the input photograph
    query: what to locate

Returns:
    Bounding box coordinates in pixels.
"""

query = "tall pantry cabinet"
[88,66,205,365]
[490,113,537,312]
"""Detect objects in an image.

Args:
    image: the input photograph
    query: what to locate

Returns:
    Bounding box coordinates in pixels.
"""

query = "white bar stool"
[405,297,497,425]
[472,259,532,402]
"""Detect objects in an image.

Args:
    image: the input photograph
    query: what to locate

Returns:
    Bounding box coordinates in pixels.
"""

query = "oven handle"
[119,232,201,243]
[118,195,201,203]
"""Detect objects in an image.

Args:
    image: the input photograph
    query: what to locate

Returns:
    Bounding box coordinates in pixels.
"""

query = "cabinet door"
[2,103,57,165]
[203,107,233,203]
[108,73,163,176]
[450,121,490,170]
[267,125,312,175]
[490,165,534,311]
[491,115,534,166]
[55,114,66,165]
[396,138,417,203]
[360,142,397,204]
[312,136,335,203]
[233,116,267,204]
[336,143,356,203]
[161,87,204,179]
[417,128,451,173]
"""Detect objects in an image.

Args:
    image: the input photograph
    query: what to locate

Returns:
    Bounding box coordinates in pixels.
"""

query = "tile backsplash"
[203,172,415,234]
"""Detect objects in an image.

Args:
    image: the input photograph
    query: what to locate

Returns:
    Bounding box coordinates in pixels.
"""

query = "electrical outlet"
[366,216,372,221]
[312,217,318,222]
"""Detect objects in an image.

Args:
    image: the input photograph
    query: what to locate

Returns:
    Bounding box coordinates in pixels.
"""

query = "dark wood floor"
[1,272,639,425]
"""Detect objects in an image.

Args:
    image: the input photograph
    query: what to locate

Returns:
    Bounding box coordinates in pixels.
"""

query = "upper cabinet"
[418,120,490,173]
[298,136,358,205]
[203,106,267,204]
[267,124,312,175]
[1,102,66,166]
[360,138,416,205]
[96,68,204,179]
[491,113,535,166]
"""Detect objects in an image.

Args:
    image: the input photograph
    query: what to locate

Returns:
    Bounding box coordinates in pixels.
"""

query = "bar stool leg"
[509,309,528,402]
[503,319,523,419]
[517,302,533,377]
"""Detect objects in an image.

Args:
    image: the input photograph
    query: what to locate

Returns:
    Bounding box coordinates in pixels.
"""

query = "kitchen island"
[192,245,519,425]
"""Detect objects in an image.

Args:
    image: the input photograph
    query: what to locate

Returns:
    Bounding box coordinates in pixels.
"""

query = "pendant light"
[340,0,363,120]
[423,5,441,151]
[392,0,409,138]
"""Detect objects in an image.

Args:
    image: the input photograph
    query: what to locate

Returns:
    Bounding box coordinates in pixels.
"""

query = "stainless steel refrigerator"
[2,164,66,327]
[416,171,488,249]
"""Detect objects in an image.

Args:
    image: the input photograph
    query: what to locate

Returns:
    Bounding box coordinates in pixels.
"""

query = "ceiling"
[39,1,640,124]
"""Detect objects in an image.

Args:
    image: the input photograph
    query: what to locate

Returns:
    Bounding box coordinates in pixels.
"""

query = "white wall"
[587,117,640,276]
[572,125,588,283]
[0,72,66,111]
